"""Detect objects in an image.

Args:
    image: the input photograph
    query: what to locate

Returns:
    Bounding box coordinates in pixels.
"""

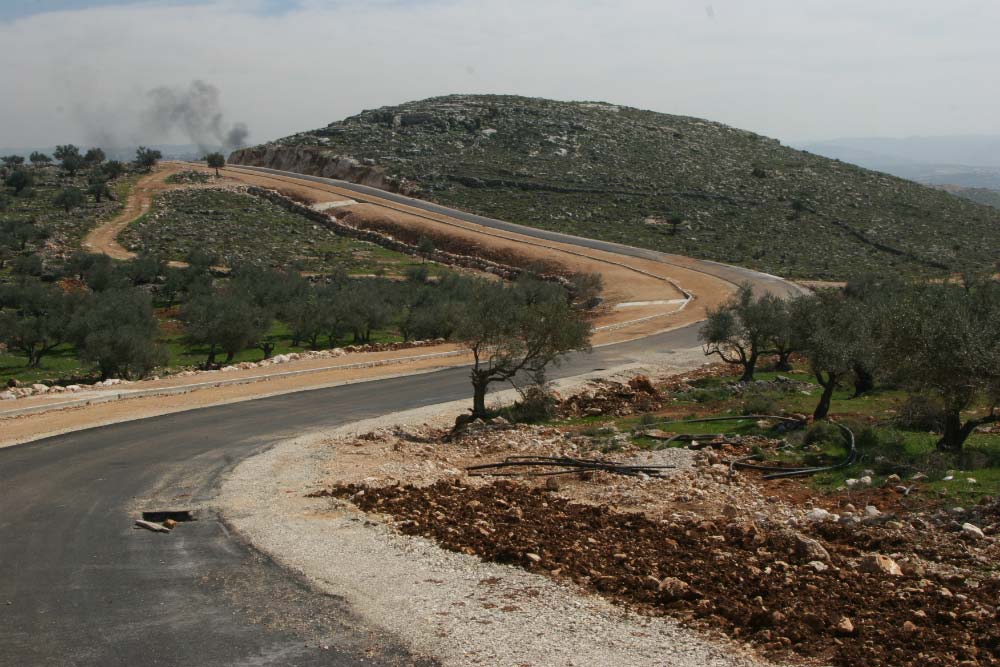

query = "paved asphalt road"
[0,166,799,666]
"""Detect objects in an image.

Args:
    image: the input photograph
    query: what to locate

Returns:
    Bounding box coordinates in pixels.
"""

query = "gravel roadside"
[216,355,781,667]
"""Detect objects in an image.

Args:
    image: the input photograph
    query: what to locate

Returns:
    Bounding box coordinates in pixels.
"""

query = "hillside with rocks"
[231,95,1000,280]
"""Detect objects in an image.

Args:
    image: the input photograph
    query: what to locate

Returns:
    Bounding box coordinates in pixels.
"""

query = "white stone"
[864,505,881,518]
[962,523,985,539]
[806,508,833,522]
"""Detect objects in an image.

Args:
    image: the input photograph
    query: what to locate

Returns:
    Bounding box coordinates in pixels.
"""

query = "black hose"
[645,415,856,479]
[467,455,675,478]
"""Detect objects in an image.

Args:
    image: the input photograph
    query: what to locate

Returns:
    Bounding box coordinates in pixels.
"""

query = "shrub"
[895,395,946,432]
[854,426,908,474]
[502,385,558,424]
[804,420,848,448]
[741,392,778,416]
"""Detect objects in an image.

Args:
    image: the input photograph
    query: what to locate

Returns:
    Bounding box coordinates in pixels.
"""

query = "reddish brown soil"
[319,480,1000,667]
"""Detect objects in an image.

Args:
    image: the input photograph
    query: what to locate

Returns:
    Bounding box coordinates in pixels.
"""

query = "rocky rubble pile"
[322,479,999,667]
[558,375,664,417]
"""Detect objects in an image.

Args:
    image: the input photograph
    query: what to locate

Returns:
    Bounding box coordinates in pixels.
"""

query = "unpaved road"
[0,164,803,666]
[81,162,189,260]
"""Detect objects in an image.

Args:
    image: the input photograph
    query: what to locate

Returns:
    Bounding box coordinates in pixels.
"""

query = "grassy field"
[117,188,443,276]
[559,364,1000,505]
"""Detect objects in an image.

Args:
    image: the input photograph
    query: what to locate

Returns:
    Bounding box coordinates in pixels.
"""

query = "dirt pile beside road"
[319,479,1000,667]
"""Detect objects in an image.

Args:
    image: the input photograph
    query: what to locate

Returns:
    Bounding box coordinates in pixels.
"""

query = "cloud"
[1,0,999,147]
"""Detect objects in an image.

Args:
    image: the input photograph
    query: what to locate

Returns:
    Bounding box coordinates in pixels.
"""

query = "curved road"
[0,167,800,666]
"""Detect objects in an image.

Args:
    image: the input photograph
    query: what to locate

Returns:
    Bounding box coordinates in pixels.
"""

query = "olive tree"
[83,147,106,166]
[882,279,1000,452]
[5,169,33,195]
[205,152,225,176]
[87,176,112,203]
[54,187,85,212]
[71,289,167,380]
[455,279,591,418]
[181,289,269,366]
[0,283,76,367]
[55,145,83,176]
[29,152,51,166]
[134,146,162,172]
[792,291,875,420]
[700,283,784,382]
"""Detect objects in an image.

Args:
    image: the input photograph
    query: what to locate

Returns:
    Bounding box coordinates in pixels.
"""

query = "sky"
[2,0,999,149]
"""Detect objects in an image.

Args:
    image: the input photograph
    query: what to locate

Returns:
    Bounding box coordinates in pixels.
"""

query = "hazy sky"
[3,0,999,148]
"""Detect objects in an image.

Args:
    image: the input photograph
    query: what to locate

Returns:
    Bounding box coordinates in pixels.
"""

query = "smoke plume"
[142,80,250,154]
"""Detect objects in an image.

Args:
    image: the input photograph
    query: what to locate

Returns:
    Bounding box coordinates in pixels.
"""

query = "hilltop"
[231,95,1000,280]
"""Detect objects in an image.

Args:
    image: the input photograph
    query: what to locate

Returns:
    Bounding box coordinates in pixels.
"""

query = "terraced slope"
[231,95,1000,280]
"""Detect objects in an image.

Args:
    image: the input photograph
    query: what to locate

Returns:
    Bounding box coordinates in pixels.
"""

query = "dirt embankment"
[230,145,397,191]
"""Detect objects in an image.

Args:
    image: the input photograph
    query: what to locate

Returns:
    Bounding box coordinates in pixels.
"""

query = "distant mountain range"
[796,135,1000,190]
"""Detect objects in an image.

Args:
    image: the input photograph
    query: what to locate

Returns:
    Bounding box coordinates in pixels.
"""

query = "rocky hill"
[231,95,1000,280]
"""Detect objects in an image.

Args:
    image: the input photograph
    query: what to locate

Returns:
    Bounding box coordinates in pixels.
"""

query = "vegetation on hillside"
[234,95,1000,280]
[118,188,443,275]
[700,276,1000,452]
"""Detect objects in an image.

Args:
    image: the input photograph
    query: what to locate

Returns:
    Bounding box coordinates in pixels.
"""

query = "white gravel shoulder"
[217,355,776,667]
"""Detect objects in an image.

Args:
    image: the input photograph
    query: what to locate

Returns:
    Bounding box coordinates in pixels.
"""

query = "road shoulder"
[216,356,775,667]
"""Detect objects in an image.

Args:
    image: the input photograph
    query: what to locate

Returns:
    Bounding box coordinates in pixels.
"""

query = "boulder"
[962,523,985,539]
[794,534,831,562]
[860,553,903,576]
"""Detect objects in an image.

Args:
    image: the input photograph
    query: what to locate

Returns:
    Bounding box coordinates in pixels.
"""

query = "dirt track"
[81,162,188,260]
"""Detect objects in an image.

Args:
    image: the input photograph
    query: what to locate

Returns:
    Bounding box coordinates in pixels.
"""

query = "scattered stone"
[962,523,985,540]
[834,617,856,636]
[806,508,833,522]
[657,577,696,601]
[794,534,831,562]
[860,554,903,577]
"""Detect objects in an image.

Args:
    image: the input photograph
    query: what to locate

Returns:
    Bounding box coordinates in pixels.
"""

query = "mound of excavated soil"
[318,480,1000,667]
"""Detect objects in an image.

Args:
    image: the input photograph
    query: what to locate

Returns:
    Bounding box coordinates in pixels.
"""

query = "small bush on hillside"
[895,395,946,432]
[804,421,848,448]
[502,385,559,424]
[741,392,778,416]
[855,426,908,474]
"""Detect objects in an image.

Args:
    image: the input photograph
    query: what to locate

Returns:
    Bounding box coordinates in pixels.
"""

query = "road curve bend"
[0,166,802,666]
